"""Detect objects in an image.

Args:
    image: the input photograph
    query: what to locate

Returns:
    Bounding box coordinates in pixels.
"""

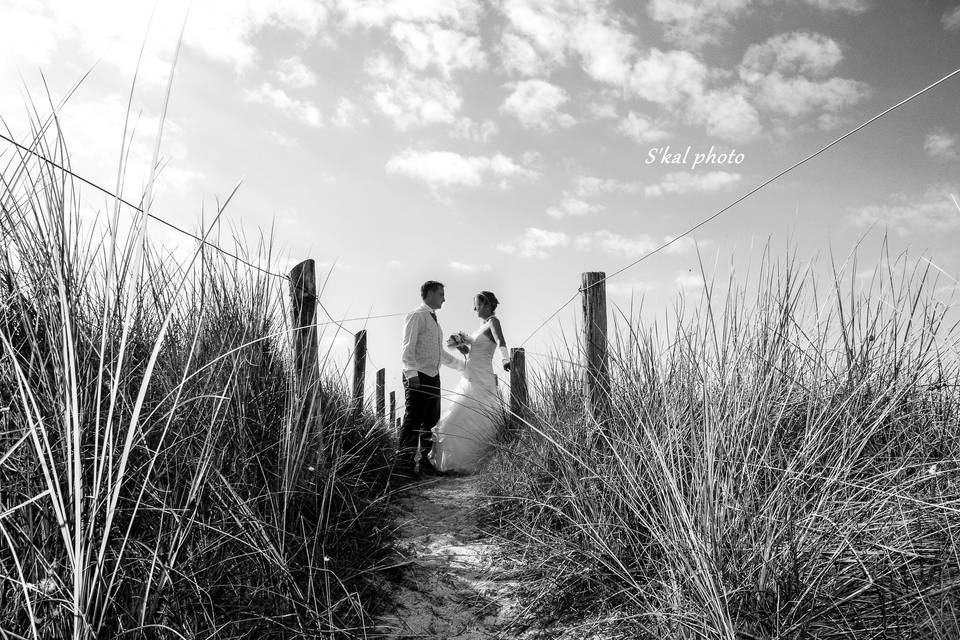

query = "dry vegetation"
[4,106,959,640]
[482,252,960,639]
[0,121,396,638]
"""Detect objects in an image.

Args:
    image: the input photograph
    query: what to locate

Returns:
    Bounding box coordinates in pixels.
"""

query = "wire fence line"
[516,63,960,347]
[5,62,959,381]
[0,130,290,280]
[0,130,418,341]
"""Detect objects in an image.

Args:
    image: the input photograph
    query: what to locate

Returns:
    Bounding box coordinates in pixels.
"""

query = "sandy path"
[372,475,531,639]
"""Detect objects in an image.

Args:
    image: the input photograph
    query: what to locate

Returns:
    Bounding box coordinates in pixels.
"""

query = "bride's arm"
[448,332,471,355]
[488,317,512,371]
[440,344,466,371]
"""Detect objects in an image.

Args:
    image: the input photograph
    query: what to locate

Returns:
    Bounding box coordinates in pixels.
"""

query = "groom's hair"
[421,280,444,299]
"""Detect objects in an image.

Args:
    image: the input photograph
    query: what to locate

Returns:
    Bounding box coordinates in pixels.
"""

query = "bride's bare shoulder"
[479,318,495,338]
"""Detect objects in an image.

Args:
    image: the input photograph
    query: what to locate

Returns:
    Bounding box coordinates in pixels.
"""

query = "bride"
[429,291,511,474]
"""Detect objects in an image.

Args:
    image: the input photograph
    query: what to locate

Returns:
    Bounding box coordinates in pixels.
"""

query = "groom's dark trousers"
[399,371,442,469]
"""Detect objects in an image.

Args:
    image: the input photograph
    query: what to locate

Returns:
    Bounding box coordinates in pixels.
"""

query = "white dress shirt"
[401,303,465,379]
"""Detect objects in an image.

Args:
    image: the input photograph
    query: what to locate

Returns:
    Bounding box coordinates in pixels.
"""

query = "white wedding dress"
[429,324,503,474]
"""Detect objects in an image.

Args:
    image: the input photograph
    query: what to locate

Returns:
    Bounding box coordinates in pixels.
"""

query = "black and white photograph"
[1,1,960,637]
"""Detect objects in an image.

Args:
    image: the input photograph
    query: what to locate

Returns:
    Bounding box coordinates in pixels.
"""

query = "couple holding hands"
[397,280,510,478]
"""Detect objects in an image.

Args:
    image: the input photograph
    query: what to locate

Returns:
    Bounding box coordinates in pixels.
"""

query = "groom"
[398,280,465,477]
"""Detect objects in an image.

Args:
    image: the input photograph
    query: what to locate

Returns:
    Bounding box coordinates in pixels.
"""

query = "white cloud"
[273,56,317,89]
[924,129,959,162]
[519,150,545,170]
[749,74,869,120]
[186,1,330,72]
[575,230,656,255]
[648,0,868,48]
[389,21,486,77]
[575,230,701,256]
[547,195,604,219]
[450,117,499,142]
[572,175,639,197]
[6,1,330,81]
[332,97,369,128]
[618,112,671,144]
[385,149,539,190]
[628,48,709,106]
[687,87,763,141]
[570,12,636,85]
[152,163,205,199]
[500,33,548,76]
[366,55,462,129]
[647,0,753,49]
[315,170,339,185]
[0,3,65,73]
[645,171,741,197]
[850,185,960,235]
[498,0,575,74]
[586,96,619,120]
[607,280,657,297]
[802,0,870,14]
[945,6,960,32]
[662,235,703,254]
[618,32,866,141]
[676,272,704,289]
[319,332,356,354]
[741,31,843,77]
[501,79,576,131]
[1,92,204,206]
[244,82,322,127]
[266,130,299,147]
[497,227,570,259]
[545,175,639,219]
[624,49,763,143]
[278,207,299,225]
[497,0,637,84]
[450,261,492,272]
[737,32,869,127]
[333,0,484,31]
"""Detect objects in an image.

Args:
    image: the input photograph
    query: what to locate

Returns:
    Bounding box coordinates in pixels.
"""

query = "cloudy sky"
[1,0,959,395]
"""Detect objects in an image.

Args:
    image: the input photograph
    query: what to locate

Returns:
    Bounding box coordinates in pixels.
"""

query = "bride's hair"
[476,290,499,312]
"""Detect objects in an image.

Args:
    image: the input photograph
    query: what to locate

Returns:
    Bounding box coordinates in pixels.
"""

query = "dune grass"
[0,119,395,638]
[5,84,959,640]
[483,249,960,639]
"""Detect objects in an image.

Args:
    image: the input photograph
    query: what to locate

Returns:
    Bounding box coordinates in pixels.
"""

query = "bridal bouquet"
[447,331,470,349]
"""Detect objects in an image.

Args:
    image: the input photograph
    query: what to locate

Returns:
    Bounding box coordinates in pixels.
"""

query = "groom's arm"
[400,311,422,381]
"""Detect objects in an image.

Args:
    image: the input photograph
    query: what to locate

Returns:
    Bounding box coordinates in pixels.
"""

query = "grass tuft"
[482,248,960,639]
[0,110,395,639]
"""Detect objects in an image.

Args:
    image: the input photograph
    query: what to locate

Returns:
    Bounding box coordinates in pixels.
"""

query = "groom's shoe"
[418,459,444,477]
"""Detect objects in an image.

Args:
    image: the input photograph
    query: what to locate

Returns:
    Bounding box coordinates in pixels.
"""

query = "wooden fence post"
[509,347,528,432]
[288,260,322,439]
[352,330,367,415]
[582,272,610,426]
[389,390,396,433]
[289,260,318,390]
[376,368,385,427]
